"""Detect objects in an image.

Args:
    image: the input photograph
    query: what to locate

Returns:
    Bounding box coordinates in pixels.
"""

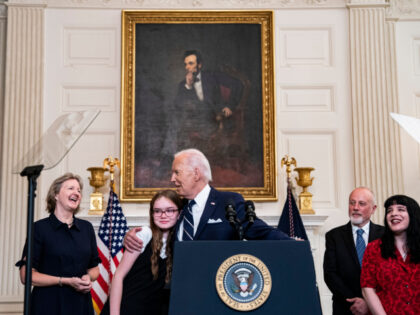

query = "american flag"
[277,181,308,240]
[91,188,128,314]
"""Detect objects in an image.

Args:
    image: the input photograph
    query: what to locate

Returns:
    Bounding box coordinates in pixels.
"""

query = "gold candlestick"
[87,167,107,215]
[294,167,315,214]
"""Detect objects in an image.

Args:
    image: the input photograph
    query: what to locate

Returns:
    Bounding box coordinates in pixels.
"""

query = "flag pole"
[286,183,295,238]
[280,155,296,183]
[92,156,126,314]
[103,157,120,281]
[278,155,309,240]
[281,156,296,238]
[103,156,120,193]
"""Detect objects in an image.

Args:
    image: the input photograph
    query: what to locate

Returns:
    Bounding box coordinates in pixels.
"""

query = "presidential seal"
[215,254,272,311]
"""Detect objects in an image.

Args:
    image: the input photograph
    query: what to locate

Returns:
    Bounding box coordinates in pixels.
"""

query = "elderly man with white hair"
[124,149,290,251]
[323,187,384,315]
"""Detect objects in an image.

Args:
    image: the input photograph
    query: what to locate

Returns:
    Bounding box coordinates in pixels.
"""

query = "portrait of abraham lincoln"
[121,11,276,201]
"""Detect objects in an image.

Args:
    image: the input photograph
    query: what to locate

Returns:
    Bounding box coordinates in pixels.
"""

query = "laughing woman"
[361,195,420,315]
[101,189,182,315]
[16,173,100,315]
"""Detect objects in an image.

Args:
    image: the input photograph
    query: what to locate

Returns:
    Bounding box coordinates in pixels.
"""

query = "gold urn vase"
[294,167,315,214]
[87,167,107,215]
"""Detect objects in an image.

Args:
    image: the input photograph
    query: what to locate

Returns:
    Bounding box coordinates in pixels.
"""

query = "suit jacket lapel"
[368,222,382,242]
[343,222,360,268]
[194,187,218,240]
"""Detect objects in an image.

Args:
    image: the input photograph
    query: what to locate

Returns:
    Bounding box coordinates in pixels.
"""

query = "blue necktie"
[182,200,195,241]
[356,229,366,266]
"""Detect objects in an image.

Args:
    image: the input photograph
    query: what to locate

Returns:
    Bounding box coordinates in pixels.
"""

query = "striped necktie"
[182,200,195,241]
[356,229,366,266]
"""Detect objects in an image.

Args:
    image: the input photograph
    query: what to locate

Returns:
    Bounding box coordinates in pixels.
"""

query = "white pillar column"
[348,0,403,222]
[0,4,44,313]
[0,2,6,183]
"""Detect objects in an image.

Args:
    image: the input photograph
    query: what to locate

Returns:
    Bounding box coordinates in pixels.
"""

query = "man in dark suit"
[124,149,290,251]
[173,50,243,155]
[170,149,289,241]
[323,187,384,315]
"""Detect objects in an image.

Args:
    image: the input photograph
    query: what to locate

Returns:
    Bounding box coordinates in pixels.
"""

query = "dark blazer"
[176,187,290,241]
[323,221,384,315]
[175,71,243,113]
[173,71,244,153]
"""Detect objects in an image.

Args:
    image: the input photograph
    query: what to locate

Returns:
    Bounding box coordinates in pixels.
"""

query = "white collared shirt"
[177,184,211,241]
[351,221,370,245]
[185,72,204,101]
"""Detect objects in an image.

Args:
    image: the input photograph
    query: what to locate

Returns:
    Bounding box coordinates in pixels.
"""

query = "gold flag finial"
[281,155,297,181]
[103,156,120,192]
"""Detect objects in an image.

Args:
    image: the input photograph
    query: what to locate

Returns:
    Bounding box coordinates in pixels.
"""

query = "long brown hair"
[149,190,182,283]
[45,173,83,214]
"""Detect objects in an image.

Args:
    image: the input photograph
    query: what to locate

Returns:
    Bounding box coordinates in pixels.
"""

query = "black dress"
[16,214,100,315]
[101,242,169,315]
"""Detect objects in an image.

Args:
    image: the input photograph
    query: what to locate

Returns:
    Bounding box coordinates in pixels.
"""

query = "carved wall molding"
[6,0,347,9]
[348,0,420,20]
[387,0,420,20]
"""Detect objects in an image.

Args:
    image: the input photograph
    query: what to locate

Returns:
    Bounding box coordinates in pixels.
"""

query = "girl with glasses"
[102,189,182,315]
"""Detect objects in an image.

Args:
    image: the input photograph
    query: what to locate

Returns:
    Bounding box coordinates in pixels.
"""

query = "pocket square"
[207,218,223,224]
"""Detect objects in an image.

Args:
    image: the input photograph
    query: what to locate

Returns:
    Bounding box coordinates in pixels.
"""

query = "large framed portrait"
[121,11,276,202]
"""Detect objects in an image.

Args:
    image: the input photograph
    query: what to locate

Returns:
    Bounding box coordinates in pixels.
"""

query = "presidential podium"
[169,241,322,315]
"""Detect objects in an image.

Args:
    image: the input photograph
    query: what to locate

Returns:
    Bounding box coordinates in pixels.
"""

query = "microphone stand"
[226,201,257,240]
[225,203,244,240]
[236,218,244,241]
[21,164,44,315]
[243,202,256,236]
[243,217,255,236]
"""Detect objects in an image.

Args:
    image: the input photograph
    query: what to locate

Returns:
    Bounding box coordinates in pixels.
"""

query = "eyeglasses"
[152,208,179,217]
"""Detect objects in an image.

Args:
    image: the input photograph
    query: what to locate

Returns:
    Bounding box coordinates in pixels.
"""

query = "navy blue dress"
[17,214,100,315]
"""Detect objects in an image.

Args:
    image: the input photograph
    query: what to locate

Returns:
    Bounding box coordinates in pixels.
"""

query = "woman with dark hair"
[16,173,100,315]
[361,194,420,315]
[101,189,182,315]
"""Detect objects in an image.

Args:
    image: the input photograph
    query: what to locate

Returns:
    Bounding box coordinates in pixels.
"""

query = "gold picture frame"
[121,10,276,202]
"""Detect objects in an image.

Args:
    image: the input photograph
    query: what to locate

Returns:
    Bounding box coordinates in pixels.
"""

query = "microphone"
[225,199,237,225]
[244,200,256,224]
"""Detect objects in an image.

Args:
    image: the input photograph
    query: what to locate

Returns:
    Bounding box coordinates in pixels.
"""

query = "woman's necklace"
[55,212,73,228]
[399,246,408,261]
